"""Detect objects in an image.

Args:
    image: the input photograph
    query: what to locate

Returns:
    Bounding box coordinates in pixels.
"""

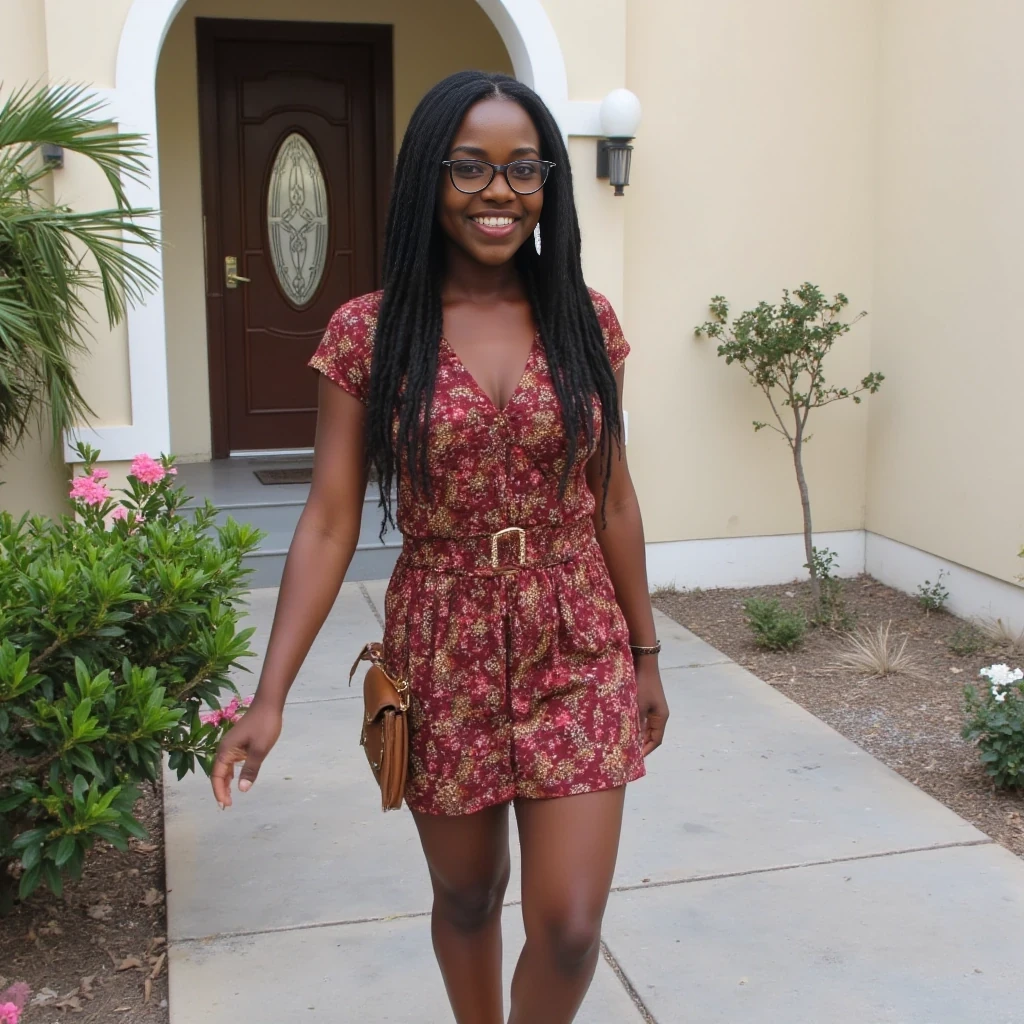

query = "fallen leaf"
[149,953,166,979]
[80,975,96,999]
[114,1007,132,1013]
[30,988,58,1007]
[143,888,163,906]
[87,903,112,921]
[117,957,143,972]
[145,977,153,1003]
[55,994,82,1011]
[135,842,159,854]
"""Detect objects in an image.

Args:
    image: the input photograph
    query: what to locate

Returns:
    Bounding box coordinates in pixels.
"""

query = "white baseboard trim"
[645,529,1024,631]
[865,533,1024,632]
[645,530,866,590]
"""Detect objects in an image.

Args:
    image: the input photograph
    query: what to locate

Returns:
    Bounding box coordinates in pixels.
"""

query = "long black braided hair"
[366,70,623,531]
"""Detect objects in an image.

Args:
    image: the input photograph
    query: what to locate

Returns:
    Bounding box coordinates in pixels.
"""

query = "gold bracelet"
[629,640,661,656]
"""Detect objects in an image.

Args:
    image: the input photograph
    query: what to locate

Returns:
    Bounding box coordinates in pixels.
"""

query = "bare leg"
[508,787,626,1024]
[412,802,511,1024]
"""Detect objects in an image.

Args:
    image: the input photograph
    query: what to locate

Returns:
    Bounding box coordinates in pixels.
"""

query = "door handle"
[225,255,251,288]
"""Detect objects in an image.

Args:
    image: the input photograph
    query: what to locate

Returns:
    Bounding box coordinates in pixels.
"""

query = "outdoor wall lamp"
[596,89,642,196]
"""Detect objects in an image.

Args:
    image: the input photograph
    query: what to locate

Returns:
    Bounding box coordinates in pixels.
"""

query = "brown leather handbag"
[348,642,409,811]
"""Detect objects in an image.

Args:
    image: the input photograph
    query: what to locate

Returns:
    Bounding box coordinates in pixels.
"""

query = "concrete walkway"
[166,582,1024,1023]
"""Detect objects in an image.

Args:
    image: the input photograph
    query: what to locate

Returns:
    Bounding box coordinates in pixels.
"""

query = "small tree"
[0,83,159,457]
[696,283,883,610]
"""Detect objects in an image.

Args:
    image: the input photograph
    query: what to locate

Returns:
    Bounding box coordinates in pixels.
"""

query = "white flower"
[994,691,1007,703]
[981,664,1023,688]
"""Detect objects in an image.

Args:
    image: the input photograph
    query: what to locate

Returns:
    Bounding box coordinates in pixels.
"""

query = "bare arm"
[585,365,668,754]
[212,377,367,805]
[251,377,368,713]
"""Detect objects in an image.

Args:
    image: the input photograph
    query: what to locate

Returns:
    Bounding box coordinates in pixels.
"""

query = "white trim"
[645,529,1024,630]
[865,532,1024,632]
[646,530,867,591]
[67,0,598,463]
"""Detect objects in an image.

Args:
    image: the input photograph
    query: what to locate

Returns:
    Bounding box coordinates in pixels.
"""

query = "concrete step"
[200,490,398,552]
[243,539,401,588]
[178,465,399,588]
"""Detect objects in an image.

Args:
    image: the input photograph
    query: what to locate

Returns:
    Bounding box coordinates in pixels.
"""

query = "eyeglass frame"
[440,158,557,196]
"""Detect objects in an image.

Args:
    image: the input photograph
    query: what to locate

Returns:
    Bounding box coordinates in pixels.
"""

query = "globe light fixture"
[596,89,642,196]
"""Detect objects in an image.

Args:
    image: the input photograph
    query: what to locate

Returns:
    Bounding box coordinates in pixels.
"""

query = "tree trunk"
[792,439,819,608]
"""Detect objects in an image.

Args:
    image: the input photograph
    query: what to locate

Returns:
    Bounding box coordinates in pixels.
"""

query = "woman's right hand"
[210,700,284,809]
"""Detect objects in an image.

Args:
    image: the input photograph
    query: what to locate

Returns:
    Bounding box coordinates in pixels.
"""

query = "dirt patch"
[652,575,1024,857]
[0,781,169,1023]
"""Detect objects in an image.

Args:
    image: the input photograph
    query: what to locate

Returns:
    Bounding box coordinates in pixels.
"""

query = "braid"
[366,71,623,535]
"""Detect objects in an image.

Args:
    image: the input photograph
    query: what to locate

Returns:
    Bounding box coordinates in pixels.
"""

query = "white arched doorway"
[68,0,600,462]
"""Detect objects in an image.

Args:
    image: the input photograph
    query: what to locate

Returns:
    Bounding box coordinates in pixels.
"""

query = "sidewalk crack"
[609,838,994,895]
[602,940,659,1023]
[359,581,385,630]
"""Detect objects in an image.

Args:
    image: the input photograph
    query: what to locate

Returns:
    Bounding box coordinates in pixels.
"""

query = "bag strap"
[348,643,410,706]
[348,641,383,685]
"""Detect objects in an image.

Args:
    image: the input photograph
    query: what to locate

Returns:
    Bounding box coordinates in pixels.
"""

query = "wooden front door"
[198,19,392,455]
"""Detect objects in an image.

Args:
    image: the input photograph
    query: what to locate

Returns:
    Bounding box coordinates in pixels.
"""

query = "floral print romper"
[310,289,646,816]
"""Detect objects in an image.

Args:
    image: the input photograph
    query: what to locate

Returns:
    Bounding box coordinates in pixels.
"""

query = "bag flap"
[363,663,403,721]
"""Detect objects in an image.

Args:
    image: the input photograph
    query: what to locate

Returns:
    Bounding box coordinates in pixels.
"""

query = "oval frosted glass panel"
[267,133,329,307]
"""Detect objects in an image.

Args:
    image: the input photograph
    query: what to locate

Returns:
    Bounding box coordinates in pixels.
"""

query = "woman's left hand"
[635,658,669,756]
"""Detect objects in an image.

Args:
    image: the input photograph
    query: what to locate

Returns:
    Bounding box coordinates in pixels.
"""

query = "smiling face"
[438,96,545,268]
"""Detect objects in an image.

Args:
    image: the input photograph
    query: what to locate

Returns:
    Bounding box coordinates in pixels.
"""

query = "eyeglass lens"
[449,160,549,195]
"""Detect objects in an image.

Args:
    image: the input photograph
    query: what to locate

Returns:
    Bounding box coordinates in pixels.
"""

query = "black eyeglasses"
[441,159,556,196]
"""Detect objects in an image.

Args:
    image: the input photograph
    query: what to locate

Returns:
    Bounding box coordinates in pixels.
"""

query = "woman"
[211,70,669,1024]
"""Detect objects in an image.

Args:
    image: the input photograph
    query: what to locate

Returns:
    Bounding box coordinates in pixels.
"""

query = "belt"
[401,518,595,575]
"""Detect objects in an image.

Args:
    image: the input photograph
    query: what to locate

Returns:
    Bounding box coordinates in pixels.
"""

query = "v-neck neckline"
[441,332,539,415]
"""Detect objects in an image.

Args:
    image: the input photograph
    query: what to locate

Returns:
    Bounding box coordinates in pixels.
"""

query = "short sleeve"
[589,288,631,371]
[308,291,381,405]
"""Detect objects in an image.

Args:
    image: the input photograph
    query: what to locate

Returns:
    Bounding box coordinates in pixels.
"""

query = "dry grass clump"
[971,615,1024,653]
[835,620,920,679]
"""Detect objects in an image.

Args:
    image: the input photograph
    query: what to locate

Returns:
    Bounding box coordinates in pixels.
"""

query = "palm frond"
[0,82,151,208]
[0,83,160,456]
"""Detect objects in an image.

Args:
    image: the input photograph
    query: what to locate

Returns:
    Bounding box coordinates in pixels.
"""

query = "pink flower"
[91,468,110,481]
[69,474,111,506]
[110,505,129,522]
[131,453,166,485]
[202,696,252,728]
[0,984,27,1024]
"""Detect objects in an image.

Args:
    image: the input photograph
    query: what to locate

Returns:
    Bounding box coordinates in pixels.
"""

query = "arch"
[66,0,579,460]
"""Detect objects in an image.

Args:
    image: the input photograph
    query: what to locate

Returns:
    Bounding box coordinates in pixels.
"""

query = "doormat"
[254,467,313,485]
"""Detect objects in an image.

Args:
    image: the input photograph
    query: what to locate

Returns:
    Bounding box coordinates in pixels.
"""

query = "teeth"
[473,216,516,227]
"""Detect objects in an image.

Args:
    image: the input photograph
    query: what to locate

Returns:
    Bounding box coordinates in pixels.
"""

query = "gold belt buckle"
[490,526,527,569]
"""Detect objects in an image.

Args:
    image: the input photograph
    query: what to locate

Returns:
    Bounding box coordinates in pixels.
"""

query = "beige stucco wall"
[866,0,1024,585]
[157,0,514,460]
[1,0,1020,597]
[0,1,68,518]
[623,0,879,548]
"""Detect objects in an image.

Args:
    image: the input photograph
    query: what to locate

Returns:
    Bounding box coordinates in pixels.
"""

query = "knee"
[539,911,603,975]
[433,867,510,934]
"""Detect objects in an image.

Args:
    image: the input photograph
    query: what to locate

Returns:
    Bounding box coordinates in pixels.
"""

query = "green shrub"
[804,547,852,629]
[963,664,1024,789]
[0,445,263,910]
[916,570,950,614]
[743,598,807,651]
[948,622,985,657]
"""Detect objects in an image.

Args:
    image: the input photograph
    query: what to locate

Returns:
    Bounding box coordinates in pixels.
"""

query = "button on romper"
[310,289,646,816]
